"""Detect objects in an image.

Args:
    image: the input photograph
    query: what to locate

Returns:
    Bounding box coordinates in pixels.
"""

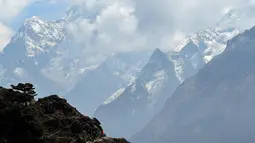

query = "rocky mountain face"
[0,83,129,143]
[131,25,255,143]
[0,16,67,95]
[93,6,255,139]
[94,47,202,138]
[65,51,150,115]
[94,49,180,138]
[0,6,150,99]
[0,14,97,95]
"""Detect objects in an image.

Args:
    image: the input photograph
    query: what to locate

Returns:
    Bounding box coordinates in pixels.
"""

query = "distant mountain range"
[0,4,255,139]
[93,6,255,138]
[131,25,255,143]
[65,51,150,115]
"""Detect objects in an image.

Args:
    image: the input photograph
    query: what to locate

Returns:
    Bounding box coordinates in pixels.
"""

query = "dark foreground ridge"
[0,83,130,143]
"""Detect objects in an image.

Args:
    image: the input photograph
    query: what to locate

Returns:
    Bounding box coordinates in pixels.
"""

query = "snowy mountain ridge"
[94,49,180,138]
[173,27,240,62]
[174,5,255,62]
[10,16,66,57]
[131,25,255,143]
[1,11,149,93]
[95,5,255,139]
[103,7,248,105]
[102,23,239,107]
[103,88,125,105]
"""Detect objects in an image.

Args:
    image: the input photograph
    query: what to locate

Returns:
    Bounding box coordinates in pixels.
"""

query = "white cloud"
[65,1,147,64]
[64,0,255,65]
[0,0,34,21]
[2,0,250,64]
[0,23,13,51]
[65,0,251,58]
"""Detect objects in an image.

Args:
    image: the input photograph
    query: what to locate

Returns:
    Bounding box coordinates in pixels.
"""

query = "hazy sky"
[0,0,253,53]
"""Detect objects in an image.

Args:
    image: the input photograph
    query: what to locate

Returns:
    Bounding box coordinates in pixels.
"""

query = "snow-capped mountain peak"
[93,5,255,139]
[9,16,66,57]
[173,16,242,63]
[173,5,255,65]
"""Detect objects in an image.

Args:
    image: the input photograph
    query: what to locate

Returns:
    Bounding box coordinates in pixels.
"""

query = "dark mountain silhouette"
[0,83,129,143]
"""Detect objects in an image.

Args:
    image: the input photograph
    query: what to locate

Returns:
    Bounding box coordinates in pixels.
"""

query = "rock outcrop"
[0,83,129,143]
